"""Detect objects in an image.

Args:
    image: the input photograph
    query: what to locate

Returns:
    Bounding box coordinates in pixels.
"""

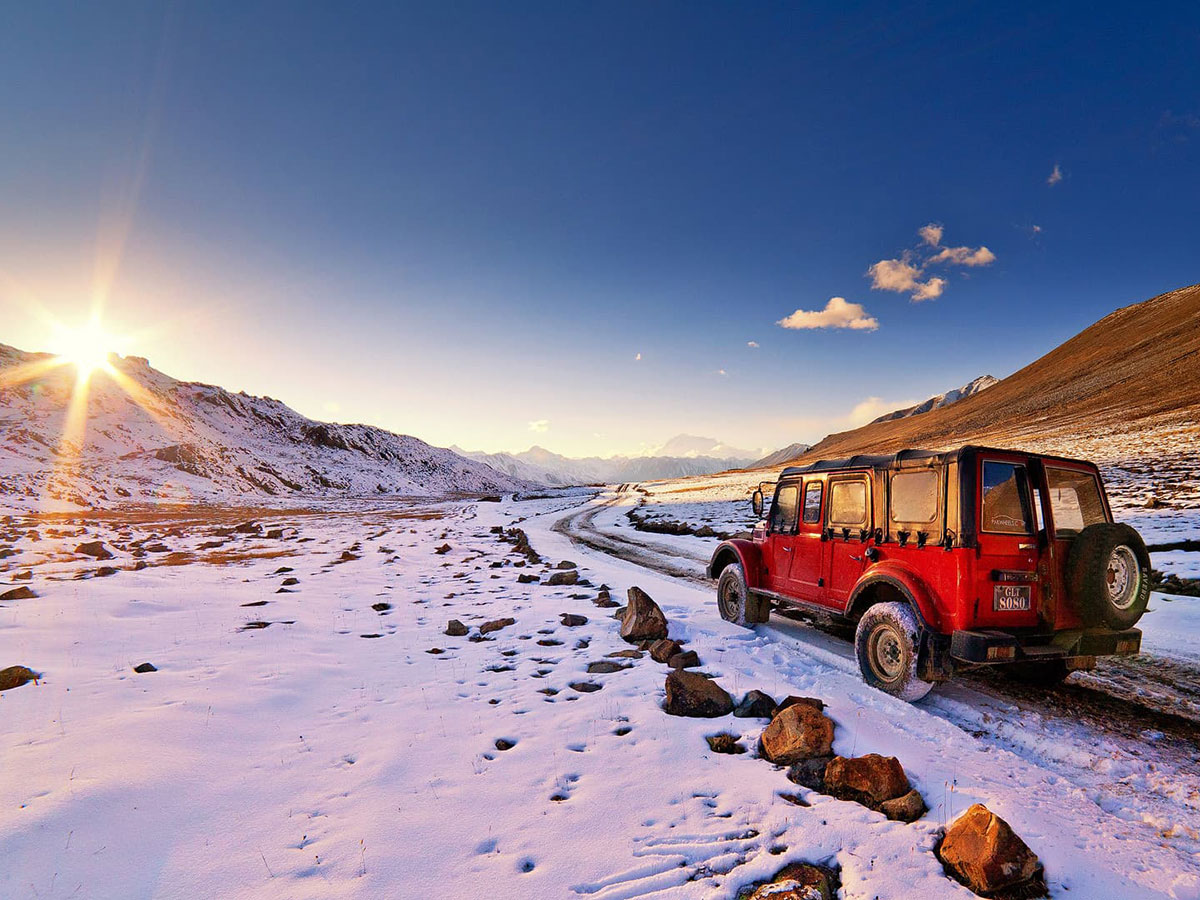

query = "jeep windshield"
[1045,467,1108,537]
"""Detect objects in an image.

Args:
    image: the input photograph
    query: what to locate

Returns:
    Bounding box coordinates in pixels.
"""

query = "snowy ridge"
[0,343,533,510]
[870,374,999,424]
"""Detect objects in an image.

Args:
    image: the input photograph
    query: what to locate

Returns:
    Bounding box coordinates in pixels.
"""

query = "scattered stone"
[0,666,40,692]
[880,788,927,823]
[560,613,588,627]
[133,662,157,674]
[649,638,682,663]
[570,681,602,693]
[75,541,113,560]
[96,567,118,577]
[606,649,643,659]
[586,661,630,674]
[733,690,777,719]
[445,620,469,637]
[480,617,515,635]
[775,695,825,715]
[435,543,452,555]
[133,561,148,571]
[281,577,300,586]
[823,754,911,808]
[546,570,579,586]
[737,862,837,900]
[759,703,835,764]
[274,566,294,574]
[371,602,392,612]
[338,550,360,562]
[537,639,562,646]
[495,739,516,751]
[592,595,619,608]
[556,560,578,569]
[777,792,811,808]
[265,529,284,539]
[517,574,539,584]
[706,732,746,754]
[241,600,269,607]
[621,587,668,643]
[12,571,32,581]
[0,586,36,601]
[426,647,444,655]
[233,521,261,534]
[574,638,590,649]
[937,804,1045,898]
[239,621,271,631]
[786,757,833,791]
[663,669,733,718]
[668,650,701,669]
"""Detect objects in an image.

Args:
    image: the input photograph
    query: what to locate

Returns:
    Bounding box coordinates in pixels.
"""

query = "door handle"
[1018,543,1035,550]
[849,554,862,562]
[782,547,792,552]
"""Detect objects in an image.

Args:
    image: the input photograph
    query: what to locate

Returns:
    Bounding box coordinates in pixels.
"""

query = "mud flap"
[746,592,771,624]
[918,631,955,683]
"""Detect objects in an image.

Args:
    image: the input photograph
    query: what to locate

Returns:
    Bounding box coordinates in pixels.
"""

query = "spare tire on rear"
[1065,523,1151,630]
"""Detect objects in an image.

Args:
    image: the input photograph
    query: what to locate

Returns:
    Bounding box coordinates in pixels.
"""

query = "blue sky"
[1,2,1197,456]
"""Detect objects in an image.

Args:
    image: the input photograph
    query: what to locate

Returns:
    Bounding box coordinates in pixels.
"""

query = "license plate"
[994,584,1031,611]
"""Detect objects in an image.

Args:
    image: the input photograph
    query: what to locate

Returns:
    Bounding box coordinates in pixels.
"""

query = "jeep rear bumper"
[948,627,1142,664]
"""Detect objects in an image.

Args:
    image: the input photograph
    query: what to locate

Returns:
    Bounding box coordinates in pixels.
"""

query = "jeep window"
[1046,467,1107,536]
[889,470,938,524]
[981,461,1034,534]
[802,482,823,525]
[769,483,800,534]
[829,479,868,527]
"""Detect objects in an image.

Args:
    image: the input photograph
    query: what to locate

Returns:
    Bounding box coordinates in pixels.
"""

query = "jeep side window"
[769,483,800,534]
[829,479,868,527]
[981,461,1033,535]
[1045,467,1107,536]
[802,482,823,525]
[889,470,938,524]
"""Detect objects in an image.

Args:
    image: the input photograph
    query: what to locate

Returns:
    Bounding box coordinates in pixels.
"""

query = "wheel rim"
[718,576,740,619]
[1105,545,1140,610]
[867,623,906,683]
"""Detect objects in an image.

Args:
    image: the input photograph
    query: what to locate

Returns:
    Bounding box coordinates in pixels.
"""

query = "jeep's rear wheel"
[716,563,767,627]
[1066,523,1151,630]
[854,602,933,702]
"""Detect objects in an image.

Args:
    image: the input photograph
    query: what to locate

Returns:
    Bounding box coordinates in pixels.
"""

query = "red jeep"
[707,447,1149,700]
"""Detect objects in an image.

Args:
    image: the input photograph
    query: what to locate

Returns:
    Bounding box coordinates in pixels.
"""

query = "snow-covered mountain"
[870,375,999,424]
[751,442,813,468]
[453,436,759,487]
[0,344,532,510]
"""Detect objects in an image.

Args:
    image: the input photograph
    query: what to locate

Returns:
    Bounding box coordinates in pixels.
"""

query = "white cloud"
[635,352,642,361]
[866,257,946,301]
[910,277,946,301]
[918,223,943,246]
[747,341,759,348]
[1047,164,1063,185]
[848,396,894,425]
[928,245,996,267]
[778,297,879,331]
[528,419,549,433]
[717,368,727,376]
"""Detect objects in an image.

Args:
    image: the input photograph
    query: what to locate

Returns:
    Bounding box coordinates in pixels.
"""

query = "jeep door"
[763,480,801,593]
[975,457,1042,628]
[822,474,872,608]
[785,479,826,602]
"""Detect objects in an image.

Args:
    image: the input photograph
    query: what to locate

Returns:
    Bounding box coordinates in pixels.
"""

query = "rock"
[547,570,578,586]
[740,862,835,900]
[880,788,927,823]
[555,560,578,569]
[435,543,452,555]
[133,561,148,571]
[937,804,1044,897]
[694,525,716,538]
[668,650,701,669]
[759,703,835,764]
[823,754,910,808]
[265,529,284,539]
[592,596,619,608]
[786,757,832,791]
[274,566,294,574]
[706,732,746,754]
[620,587,668,643]
[338,550,360,562]
[649,638,682,663]
[560,613,588,627]
[13,570,32,581]
[371,602,392,612]
[479,617,515,635]
[445,620,469,636]
[233,521,261,534]
[606,649,643,659]
[0,665,40,691]
[570,681,602,693]
[95,567,118,577]
[663,670,733,718]
[495,738,516,751]
[775,695,825,715]
[0,586,37,601]
[281,577,300,586]
[133,662,157,673]
[75,541,113,560]
[733,689,777,719]
[517,573,539,584]
[587,661,629,674]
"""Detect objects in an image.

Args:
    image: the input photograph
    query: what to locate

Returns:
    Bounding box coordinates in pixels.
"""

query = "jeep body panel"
[707,538,765,590]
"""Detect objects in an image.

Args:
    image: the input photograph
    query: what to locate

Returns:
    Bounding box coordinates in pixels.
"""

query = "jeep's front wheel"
[716,563,767,627]
[854,602,933,702]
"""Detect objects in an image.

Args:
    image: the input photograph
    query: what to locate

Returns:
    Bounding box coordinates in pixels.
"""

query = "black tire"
[854,601,933,702]
[1005,659,1071,686]
[716,563,768,627]
[1066,523,1151,630]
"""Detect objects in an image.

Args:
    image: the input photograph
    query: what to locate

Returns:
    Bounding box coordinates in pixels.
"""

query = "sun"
[52,319,119,379]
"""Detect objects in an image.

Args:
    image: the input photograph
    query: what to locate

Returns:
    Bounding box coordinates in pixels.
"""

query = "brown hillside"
[770,283,1200,467]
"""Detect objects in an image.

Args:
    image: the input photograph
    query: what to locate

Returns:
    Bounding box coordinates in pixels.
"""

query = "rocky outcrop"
[937,804,1045,898]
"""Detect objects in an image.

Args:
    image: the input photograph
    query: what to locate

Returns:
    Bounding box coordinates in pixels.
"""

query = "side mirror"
[752,490,764,518]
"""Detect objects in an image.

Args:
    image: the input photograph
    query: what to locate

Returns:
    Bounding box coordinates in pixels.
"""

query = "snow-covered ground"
[3,493,1200,899]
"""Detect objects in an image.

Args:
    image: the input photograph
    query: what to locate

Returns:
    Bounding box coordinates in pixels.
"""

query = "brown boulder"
[620,587,668,643]
[668,650,701,669]
[0,665,40,692]
[759,703,835,764]
[479,617,515,635]
[741,862,835,900]
[649,638,682,663]
[937,804,1043,897]
[0,586,36,601]
[880,788,927,823]
[775,695,825,715]
[75,541,113,560]
[823,754,911,808]
[663,670,733,718]
[547,570,579,586]
[445,620,469,636]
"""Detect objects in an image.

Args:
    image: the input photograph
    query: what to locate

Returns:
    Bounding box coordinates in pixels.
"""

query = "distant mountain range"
[0,345,531,511]
[869,375,998,423]
[453,437,765,486]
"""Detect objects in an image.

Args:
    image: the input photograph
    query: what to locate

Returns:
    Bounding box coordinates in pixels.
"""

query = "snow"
[3,492,1199,898]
